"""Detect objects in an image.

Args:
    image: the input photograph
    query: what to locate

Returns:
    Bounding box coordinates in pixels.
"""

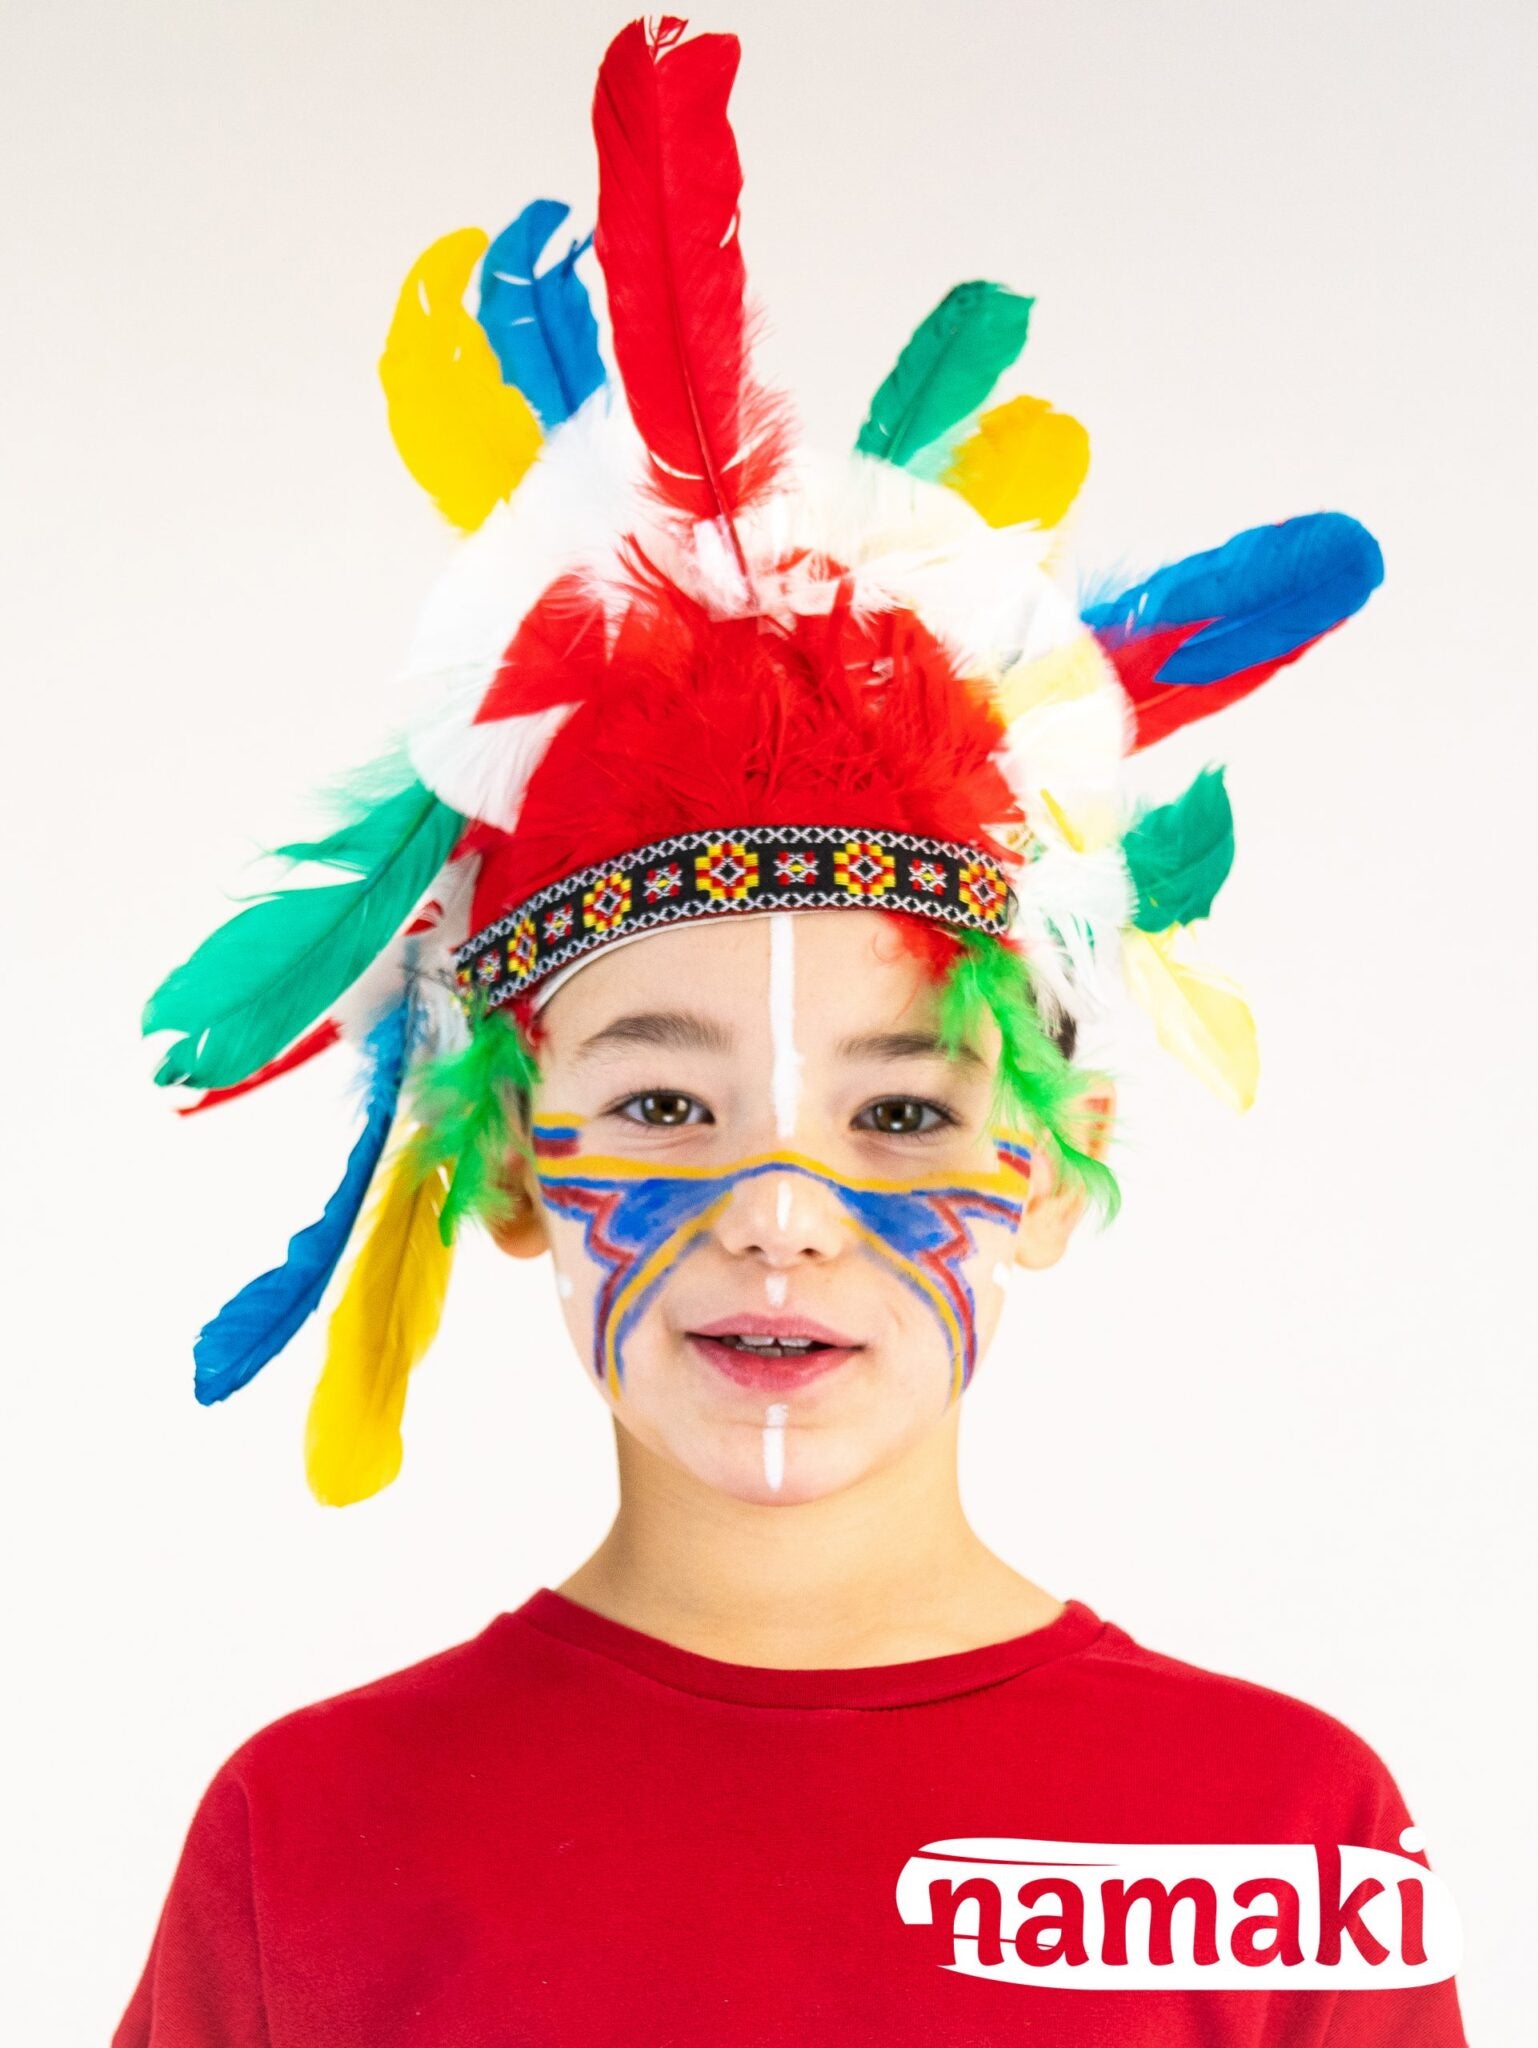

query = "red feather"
[175,1016,341,1115]
[592,17,789,576]
[1096,618,1338,750]
[473,571,609,725]
[468,561,1020,932]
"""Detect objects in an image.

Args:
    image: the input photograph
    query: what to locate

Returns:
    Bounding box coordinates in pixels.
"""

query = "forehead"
[535,909,943,1053]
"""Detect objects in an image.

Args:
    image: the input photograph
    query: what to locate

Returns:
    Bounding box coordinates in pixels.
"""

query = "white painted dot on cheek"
[556,1272,575,1300]
[764,1272,788,1309]
[769,913,803,1142]
[991,1261,1014,1292]
[762,1400,789,1491]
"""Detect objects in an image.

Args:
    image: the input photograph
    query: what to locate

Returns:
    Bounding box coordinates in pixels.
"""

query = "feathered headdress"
[142,16,1383,1505]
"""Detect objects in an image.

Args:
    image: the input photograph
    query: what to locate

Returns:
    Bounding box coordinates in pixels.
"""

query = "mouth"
[686,1313,864,1389]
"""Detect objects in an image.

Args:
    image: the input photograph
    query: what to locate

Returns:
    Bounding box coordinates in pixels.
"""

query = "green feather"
[855,281,1034,471]
[142,767,464,1092]
[1122,765,1235,933]
[403,1003,541,1244]
[937,931,1121,1226]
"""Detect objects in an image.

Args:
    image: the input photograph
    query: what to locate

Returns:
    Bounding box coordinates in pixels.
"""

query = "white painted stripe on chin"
[762,1401,789,1491]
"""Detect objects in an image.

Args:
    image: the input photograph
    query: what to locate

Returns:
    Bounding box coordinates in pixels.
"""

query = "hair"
[402,915,1119,1246]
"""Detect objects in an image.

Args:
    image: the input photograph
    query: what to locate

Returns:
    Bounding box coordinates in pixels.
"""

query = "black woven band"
[453,825,1015,1013]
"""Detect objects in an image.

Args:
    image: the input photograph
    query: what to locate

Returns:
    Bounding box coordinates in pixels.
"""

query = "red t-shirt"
[115,1591,1467,2045]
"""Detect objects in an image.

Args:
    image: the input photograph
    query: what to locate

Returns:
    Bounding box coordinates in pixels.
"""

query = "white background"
[3,1,1534,2039]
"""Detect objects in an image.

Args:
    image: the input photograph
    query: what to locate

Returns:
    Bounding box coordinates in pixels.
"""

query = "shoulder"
[216,1612,524,1801]
[1068,1609,1412,1841]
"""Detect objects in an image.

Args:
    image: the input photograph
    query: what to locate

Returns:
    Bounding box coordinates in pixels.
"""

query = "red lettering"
[1398,1877,1427,1966]
[1101,1878,1220,1965]
[1015,1879,1088,1966]
[1232,1878,1304,1965]
[927,1877,1004,1967]
[1314,1844,1389,1965]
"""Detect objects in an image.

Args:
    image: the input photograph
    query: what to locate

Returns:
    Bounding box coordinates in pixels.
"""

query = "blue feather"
[476,200,605,428]
[1081,512,1384,684]
[192,996,412,1405]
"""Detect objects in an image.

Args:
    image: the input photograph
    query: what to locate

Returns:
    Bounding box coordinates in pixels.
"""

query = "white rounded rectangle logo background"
[895,1836,1463,1989]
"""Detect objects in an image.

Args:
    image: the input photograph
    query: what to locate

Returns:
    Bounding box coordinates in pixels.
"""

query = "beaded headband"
[455,827,1015,1012]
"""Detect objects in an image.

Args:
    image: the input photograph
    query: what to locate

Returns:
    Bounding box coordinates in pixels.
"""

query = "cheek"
[963,1243,1016,1376]
[542,1216,602,1353]
[850,1185,1025,1399]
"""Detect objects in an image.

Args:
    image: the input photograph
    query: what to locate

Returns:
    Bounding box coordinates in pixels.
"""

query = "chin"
[639,1414,919,1507]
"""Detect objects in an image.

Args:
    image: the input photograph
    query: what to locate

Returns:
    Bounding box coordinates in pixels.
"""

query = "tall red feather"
[592,17,788,575]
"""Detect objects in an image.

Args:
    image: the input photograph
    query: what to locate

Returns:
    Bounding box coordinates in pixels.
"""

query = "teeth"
[713,1335,825,1355]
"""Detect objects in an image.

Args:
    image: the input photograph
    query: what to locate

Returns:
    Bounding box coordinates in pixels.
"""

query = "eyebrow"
[573,1011,737,1062]
[835,1029,984,1070]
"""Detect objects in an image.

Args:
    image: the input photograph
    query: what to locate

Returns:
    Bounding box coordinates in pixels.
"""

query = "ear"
[486,1147,551,1260]
[1013,1081,1117,1272]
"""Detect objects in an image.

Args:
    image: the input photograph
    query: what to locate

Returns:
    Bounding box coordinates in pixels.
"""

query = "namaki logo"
[895,1832,1461,1989]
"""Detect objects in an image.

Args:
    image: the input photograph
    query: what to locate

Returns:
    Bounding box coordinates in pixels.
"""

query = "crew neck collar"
[508,1587,1106,1709]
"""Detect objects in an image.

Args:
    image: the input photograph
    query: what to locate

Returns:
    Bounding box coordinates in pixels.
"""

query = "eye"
[855,1096,956,1137]
[617,1091,712,1128]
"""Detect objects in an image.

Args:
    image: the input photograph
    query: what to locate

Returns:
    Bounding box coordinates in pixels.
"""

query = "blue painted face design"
[532,1126,1030,1398]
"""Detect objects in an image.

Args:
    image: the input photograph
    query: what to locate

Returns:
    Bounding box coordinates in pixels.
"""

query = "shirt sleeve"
[1310,1731,1468,2048]
[112,1762,271,2048]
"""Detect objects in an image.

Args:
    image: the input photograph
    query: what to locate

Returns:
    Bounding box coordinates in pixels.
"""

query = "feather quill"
[304,1140,454,1506]
[143,769,464,1092]
[191,997,413,1404]
[856,282,1033,473]
[380,228,544,531]
[944,393,1089,529]
[477,200,606,428]
[1083,512,1384,748]
[592,17,788,574]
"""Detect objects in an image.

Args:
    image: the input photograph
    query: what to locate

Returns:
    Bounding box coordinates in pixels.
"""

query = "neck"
[555,1409,1063,1667]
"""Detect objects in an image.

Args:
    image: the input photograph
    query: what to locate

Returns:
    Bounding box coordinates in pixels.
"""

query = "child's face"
[499,910,1090,1505]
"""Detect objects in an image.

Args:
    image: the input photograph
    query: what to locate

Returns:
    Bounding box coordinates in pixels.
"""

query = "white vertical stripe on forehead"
[769,912,803,1142]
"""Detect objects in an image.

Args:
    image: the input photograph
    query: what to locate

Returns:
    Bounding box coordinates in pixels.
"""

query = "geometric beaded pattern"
[453,825,1016,1014]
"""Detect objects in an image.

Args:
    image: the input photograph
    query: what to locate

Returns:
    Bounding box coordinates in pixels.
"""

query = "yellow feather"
[379,228,543,532]
[993,634,1112,724]
[944,394,1090,530]
[1120,926,1260,1113]
[304,1144,455,1507]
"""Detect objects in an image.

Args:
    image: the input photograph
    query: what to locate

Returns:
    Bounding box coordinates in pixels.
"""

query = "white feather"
[397,395,647,829]
[1013,843,1137,1021]
[1000,676,1137,855]
[677,449,1066,678]
[330,852,478,1052]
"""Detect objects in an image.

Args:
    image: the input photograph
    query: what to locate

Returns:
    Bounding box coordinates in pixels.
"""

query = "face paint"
[768,913,802,1141]
[762,1400,788,1490]
[764,1271,789,1309]
[995,1137,1034,1182]
[532,1123,1029,1401]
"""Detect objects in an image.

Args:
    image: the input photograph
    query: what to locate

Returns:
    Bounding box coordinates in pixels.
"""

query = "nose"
[712,1166,851,1267]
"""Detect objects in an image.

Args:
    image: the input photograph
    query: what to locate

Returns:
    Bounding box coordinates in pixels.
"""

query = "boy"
[123,17,1465,2043]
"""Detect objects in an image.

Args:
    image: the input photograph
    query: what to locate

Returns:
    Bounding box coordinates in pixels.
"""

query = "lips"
[686,1313,864,1389]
